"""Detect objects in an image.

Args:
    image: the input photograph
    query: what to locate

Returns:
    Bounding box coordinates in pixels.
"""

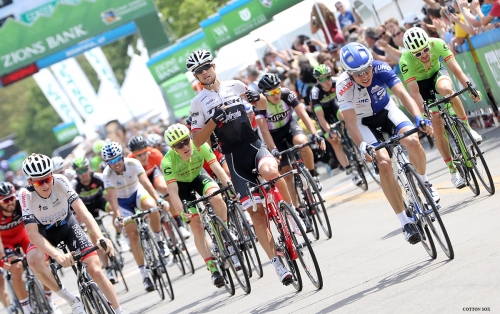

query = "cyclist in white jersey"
[337,43,438,244]
[20,154,122,314]
[187,49,294,285]
[101,142,170,292]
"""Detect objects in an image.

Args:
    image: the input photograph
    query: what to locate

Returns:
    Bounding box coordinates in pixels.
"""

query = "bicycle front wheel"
[454,118,495,195]
[205,225,235,295]
[168,219,194,275]
[28,278,52,313]
[233,203,263,278]
[88,283,115,314]
[281,202,323,289]
[147,230,174,300]
[301,166,332,239]
[406,165,454,259]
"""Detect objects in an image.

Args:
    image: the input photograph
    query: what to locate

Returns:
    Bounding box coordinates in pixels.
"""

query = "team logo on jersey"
[38,204,48,211]
[164,167,172,176]
[287,92,296,103]
[338,81,354,96]
[266,111,289,122]
[260,0,272,8]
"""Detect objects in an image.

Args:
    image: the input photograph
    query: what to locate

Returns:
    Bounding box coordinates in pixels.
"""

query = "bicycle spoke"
[301,168,332,239]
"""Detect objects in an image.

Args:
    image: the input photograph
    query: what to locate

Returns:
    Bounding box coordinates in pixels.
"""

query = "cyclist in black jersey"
[311,64,363,186]
[71,157,118,284]
[255,73,325,211]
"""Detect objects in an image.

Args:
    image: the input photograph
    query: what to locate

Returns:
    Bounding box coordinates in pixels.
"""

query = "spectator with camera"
[364,28,398,66]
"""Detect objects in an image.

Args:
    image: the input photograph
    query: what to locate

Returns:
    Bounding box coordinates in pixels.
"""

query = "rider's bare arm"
[256,118,277,150]
[391,82,422,117]
[294,104,318,135]
[342,109,364,147]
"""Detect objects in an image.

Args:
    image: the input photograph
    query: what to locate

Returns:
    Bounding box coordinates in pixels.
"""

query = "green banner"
[475,43,500,106]
[161,73,196,118]
[255,0,302,19]
[8,152,28,171]
[220,0,268,41]
[20,0,81,24]
[202,17,234,50]
[148,33,212,83]
[53,122,79,143]
[445,51,490,113]
[0,0,156,76]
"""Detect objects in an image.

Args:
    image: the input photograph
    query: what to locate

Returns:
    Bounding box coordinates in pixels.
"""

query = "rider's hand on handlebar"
[271,148,281,162]
[469,89,482,103]
[114,216,124,227]
[415,116,433,136]
[55,252,74,268]
[312,134,326,151]
[359,142,373,162]
[97,238,114,257]
[157,198,169,211]
[181,211,192,223]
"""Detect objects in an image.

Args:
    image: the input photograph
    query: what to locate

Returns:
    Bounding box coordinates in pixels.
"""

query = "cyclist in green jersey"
[161,124,235,288]
[399,27,481,189]
[91,140,106,173]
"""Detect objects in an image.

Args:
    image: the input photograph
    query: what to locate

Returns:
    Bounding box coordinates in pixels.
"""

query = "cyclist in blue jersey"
[337,43,438,244]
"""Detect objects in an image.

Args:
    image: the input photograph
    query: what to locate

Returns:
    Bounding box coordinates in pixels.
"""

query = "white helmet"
[403,27,429,53]
[186,50,213,72]
[101,142,123,162]
[51,156,65,174]
[147,134,163,146]
[22,153,53,178]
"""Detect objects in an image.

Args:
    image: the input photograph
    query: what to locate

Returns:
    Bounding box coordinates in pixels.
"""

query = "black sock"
[174,216,183,227]
[309,168,317,177]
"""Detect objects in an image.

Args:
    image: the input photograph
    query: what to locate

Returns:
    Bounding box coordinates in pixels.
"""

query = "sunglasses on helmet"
[413,46,430,58]
[318,75,332,83]
[264,87,281,97]
[194,63,213,75]
[32,175,53,187]
[0,195,16,204]
[107,155,123,165]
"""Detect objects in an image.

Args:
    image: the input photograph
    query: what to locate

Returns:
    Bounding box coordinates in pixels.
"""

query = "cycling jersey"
[161,142,216,184]
[20,175,79,227]
[311,79,341,125]
[0,200,30,258]
[103,158,145,199]
[127,147,164,177]
[72,172,108,217]
[190,80,259,154]
[337,60,401,119]
[254,88,300,130]
[399,38,454,84]
[202,148,225,179]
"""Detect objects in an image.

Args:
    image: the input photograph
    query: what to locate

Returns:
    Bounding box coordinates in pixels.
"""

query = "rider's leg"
[436,77,468,121]
[189,215,219,274]
[399,127,427,175]
[123,223,144,269]
[10,258,28,301]
[0,275,9,309]
[89,231,108,268]
[84,255,121,312]
[208,193,228,222]
[259,159,292,205]
[140,196,162,236]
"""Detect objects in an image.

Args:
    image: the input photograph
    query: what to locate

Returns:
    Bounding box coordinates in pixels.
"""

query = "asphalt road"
[5,127,500,314]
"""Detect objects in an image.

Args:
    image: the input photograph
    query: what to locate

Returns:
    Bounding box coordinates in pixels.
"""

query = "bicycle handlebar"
[423,82,477,115]
[52,239,107,271]
[278,140,316,157]
[246,169,297,212]
[181,182,236,214]
[120,207,161,224]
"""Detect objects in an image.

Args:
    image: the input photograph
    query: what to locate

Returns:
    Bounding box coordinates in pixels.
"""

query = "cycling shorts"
[85,197,109,218]
[417,67,450,114]
[270,119,306,167]
[117,187,153,217]
[26,214,96,262]
[177,174,219,217]
[147,166,163,184]
[359,105,413,145]
[0,233,31,267]
[226,140,274,210]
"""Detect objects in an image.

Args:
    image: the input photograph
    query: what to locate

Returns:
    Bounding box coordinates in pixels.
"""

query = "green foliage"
[12,82,62,155]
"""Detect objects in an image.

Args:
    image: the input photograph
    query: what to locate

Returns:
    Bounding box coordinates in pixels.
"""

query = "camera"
[447,5,456,15]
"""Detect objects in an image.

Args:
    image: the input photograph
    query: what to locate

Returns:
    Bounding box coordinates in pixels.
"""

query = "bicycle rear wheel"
[269,212,302,291]
[233,203,263,278]
[88,283,115,314]
[294,172,319,241]
[281,202,323,289]
[213,216,251,294]
[300,166,332,239]
[28,277,52,313]
[148,231,174,300]
[205,226,235,295]
[406,165,454,259]
[454,118,495,195]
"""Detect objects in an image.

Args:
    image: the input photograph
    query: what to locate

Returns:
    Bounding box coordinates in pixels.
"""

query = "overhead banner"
[161,73,196,118]
[84,46,120,90]
[255,0,302,19]
[0,0,157,76]
[51,58,104,126]
[219,0,268,42]
[32,68,85,132]
[53,121,80,143]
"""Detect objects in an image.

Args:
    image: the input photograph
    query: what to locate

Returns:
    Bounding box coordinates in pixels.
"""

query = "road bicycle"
[330,120,380,190]
[121,207,174,300]
[246,169,323,291]
[424,83,494,196]
[278,140,331,240]
[183,184,251,295]
[368,127,454,259]
[49,240,115,313]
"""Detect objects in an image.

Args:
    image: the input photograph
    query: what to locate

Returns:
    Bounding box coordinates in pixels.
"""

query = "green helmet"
[164,124,190,146]
[72,157,90,171]
[313,64,332,79]
[92,140,106,155]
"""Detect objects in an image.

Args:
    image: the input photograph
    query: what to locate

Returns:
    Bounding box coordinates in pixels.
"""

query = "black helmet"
[258,73,281,91]
[185,115,192,130]
[128,136,148,152]
[0,182,14,197]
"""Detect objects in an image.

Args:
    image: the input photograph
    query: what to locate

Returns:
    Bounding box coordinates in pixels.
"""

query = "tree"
[13,84,62,156]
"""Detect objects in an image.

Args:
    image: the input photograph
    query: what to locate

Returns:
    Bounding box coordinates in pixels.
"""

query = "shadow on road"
[169,289,247,314]
[440,194,493,216]
[317,259,451,312]
[249,289,320,314]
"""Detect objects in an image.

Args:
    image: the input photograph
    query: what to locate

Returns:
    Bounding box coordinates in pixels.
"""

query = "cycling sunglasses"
[32,175,53,187]
[0,195,16,204]
[76,167,89,175]
[173,138,191,150]
[194,63,213,75]
[349,65,373,77]
[413,46,430,58]
[107,155,123,165]
[264,87,281,97]
[318,75,332,83]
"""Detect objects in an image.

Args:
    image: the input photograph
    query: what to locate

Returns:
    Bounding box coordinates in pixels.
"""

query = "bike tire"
[294,172,319,241]
[5,276,23,314]
[30,278,52,314]
[165,218,195,275]
[268,215,303,291]
[406,165,454,259]
[454,118,495,195]
[88,282,115,314]
[160,223,185,276]
[141,235,165,300]
[205,226,235,295]
[111,258,128,292]
[300,166,332,239]
[233,203,263,278]
[281,202,323,289]
[213,216,251,294]
[147,230,174,300]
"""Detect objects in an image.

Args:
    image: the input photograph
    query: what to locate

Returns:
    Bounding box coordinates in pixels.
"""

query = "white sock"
[270,256,283,271]
[420,173,429,182]
[139,265,147,280]
[55,287,77,304]
[44,289,52,301]
[154,231,162,242]
[114,307,123,314]
[20,297,33,314]
[397,211,412,227]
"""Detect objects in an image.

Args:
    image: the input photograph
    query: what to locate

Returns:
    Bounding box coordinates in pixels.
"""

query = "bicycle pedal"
[282,276,294,286]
